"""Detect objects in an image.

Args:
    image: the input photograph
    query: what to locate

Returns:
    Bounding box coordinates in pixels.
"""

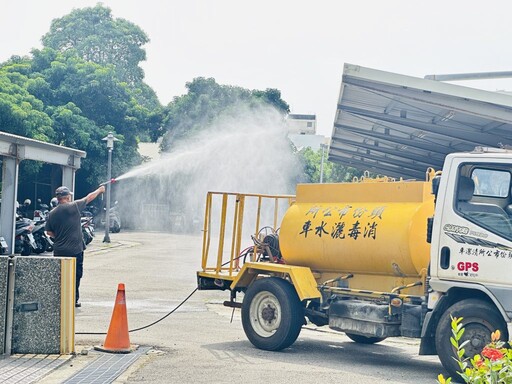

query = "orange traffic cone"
[94,283,133,353]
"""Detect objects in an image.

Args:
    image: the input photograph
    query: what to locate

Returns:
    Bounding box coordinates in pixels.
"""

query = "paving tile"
[0,354,72,384]
[63,347,150,384]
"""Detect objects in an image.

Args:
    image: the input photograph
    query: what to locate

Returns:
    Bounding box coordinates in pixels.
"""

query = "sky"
[3,0,512,137]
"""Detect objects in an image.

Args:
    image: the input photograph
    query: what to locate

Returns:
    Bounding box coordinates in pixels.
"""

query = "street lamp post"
[102,132,119,243]
[319,143,327,183]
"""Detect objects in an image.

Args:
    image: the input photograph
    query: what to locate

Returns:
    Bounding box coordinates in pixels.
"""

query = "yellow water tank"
[279,178,434,277]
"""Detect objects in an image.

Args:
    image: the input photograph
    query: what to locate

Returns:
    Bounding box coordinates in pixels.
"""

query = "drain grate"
[0,354,71,384]
[62,346,150,384]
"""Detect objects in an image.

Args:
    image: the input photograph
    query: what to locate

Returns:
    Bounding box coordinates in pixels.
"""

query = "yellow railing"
[200,191,295,278]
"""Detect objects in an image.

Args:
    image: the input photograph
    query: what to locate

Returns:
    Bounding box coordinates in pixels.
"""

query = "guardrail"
[200,191,294,278]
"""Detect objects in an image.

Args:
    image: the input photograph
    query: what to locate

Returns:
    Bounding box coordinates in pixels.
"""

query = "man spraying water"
[45,185,106,307]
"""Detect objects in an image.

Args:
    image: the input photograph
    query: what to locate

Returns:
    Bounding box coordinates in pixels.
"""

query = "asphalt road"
[42,230,444,383]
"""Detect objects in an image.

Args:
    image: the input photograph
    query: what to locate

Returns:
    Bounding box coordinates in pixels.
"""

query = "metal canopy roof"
[329,64,512,179]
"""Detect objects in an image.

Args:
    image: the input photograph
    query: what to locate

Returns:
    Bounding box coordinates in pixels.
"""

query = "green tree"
[0,5,165,197]
[40,4,162,138]
[1,48,162,193]
[0,57,55,184]
[41,4,149,85]
[0,57,54,141]
[161,77,289,151]
[330,162,366,183]
[297,146,364,183]
[28,48,151,187]
[0,74,53,141]
[253,88,290,114]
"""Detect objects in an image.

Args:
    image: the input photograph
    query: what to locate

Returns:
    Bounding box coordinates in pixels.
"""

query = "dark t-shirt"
[45,198,87,256]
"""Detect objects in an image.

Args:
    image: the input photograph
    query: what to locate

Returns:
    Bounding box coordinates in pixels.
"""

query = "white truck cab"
[432,148,512,291]
[423,147,512,376]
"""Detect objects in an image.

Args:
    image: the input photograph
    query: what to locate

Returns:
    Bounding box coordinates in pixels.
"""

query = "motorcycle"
[81,216,95,246]
[15,215,37,256]
[33,199,50,222]
[32,219,53,253]
[100,201,121,233]
[83,204,100,227]
[17,199,32,219]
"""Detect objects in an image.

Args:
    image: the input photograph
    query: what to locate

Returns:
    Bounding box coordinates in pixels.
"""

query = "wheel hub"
[249,291,282,337]
[261,304,276,322]
[463,322,492,356]
[470,335,484,348]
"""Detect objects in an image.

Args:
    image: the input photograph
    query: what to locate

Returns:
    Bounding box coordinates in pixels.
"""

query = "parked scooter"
[32,219,53,253]
[100,201,121,233]
[18,199,32,219]
[15,214,37,256]
[81,216,95,245]
[83,204,100,226]
[33,199,50,222]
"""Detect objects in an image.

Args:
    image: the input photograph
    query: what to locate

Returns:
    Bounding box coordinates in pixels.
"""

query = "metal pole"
[4,256,16,355]
[103,148,112,243]
[319,144,326,183]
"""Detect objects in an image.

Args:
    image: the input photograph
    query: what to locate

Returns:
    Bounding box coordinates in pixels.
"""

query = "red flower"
[474,359,485,368]
[481,347,504,361]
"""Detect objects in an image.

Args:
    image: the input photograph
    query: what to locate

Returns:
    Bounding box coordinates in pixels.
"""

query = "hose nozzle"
[99,178,117,187]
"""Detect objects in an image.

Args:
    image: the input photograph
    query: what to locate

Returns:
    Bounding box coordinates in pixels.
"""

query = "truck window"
[456,170,512,239]
[471,168,510,198]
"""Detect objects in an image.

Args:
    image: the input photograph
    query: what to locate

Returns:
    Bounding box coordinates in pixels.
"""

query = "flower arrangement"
[437,316,512,384]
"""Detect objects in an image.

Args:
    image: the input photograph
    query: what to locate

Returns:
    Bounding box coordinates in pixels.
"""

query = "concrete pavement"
[14,230,446,383]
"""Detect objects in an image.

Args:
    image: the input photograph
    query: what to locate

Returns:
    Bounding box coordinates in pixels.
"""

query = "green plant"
[437,316,512,383]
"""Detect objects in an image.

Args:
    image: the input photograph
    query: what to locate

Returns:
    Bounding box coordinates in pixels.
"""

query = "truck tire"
[242,277,304,351]
[435,298,508,380]
[345,333,386,344]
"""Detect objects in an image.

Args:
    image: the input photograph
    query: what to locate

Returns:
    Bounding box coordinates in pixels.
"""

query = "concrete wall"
[1,256,75,355]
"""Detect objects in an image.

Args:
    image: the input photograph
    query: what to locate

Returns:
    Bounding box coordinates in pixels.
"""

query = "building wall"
[286,114,316,135]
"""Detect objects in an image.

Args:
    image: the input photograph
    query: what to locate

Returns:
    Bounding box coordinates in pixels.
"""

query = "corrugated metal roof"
[329,64,512,179]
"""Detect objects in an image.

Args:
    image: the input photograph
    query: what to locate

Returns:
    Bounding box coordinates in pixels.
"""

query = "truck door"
[432,157,512,287]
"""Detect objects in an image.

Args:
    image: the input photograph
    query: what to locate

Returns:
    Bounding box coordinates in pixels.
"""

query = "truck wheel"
[435,298,508,380]
[242,277,304,351]
[345,333,386,344]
